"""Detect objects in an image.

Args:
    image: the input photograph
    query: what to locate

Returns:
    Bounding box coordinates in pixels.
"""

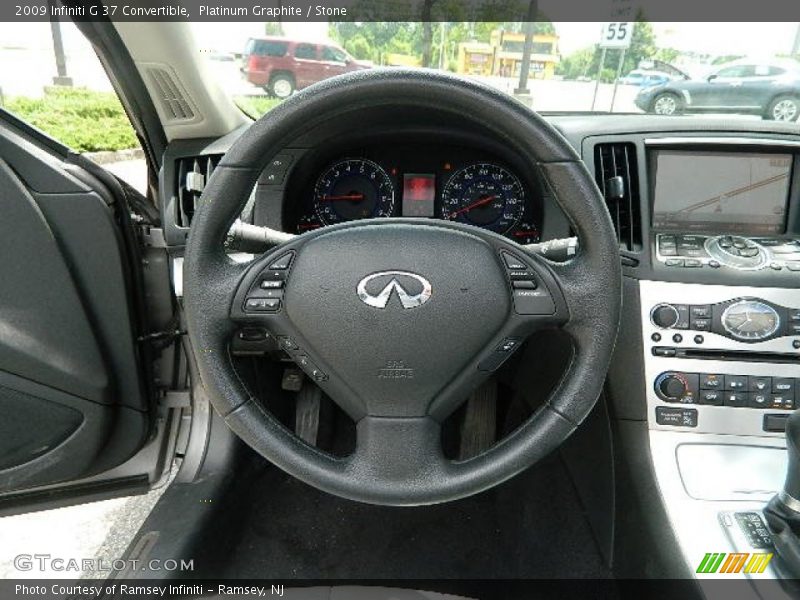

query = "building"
[457,29,560,79]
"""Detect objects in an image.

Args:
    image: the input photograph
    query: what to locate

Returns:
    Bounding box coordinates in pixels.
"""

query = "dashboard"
[280,139,544,244]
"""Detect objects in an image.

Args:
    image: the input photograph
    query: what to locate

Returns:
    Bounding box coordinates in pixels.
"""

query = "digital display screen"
[652,150,792,234]
[402,173,436,217]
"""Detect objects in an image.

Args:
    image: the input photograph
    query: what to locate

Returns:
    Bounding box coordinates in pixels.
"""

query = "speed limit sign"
[599,22,634,48]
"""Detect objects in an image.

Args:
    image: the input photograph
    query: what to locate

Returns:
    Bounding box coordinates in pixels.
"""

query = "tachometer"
[441,163,524,234]
[314,158,395,225]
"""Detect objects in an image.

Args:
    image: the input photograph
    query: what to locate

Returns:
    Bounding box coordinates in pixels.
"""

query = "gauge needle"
[451,195,496,216]
[320,194,365,201]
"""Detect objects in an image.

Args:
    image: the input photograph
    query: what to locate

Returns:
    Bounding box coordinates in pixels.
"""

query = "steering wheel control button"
[260,279,284,289]
[245,297,281,311]
[511,280,537,290]
[512,289,555,315]
[501,252,527,270]
[295,355,328,382]
[509,270,537,280]
[262,154,293,185]
[478,338,522,372]
[656,406,698,428]
[238,329,267,342]
[278,336,299,352]
[496,338,521,353]
[269,252,294,270]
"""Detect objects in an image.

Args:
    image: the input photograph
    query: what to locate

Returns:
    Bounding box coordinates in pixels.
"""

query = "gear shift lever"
[764,410,800,575]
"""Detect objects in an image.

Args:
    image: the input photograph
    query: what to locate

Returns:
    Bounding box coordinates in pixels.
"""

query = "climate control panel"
[654,371,795,410]
[641,280,800,437]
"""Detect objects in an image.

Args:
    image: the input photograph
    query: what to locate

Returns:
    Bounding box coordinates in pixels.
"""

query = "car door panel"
[0,116,152,495]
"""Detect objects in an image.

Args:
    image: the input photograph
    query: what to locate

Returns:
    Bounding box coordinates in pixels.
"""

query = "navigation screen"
[652,150,792,234]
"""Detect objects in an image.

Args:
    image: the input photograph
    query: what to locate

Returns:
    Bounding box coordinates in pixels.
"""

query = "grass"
[1,88,286,153]
[233,95,284,119]
[4,87,139,153]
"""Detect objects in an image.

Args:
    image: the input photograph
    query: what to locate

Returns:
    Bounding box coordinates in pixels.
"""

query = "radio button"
[724,375,748,391]
[749,392,771,408]
[771,394,795,409]
[691,305,712,319]
[724,392,748,408]
[699,390,723,405]
[700,373,724,389]
[749,377,771,392]
[773,378,795,394]
[692,318,711,332]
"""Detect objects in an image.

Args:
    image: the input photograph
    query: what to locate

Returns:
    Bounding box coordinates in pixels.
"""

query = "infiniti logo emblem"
[357,271,432,309]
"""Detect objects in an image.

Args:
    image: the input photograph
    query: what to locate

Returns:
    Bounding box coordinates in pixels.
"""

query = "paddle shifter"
[764,410,800,575]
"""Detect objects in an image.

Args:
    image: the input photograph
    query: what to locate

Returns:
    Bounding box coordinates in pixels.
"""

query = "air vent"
[147,67,195,121]
[175,155,221,227]
[593,142,642,252]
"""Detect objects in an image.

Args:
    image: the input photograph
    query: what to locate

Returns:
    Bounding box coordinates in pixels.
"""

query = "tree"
[344,35,373,60]
[421,0,437,67]
[264,22,283,36]
[558,17,659,82]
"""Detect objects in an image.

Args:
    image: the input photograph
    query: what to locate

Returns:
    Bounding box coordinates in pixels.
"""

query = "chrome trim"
[704,237,769,271]
[650,303,679,329]
[357,271,432,309]
[720,300,781,342]
[645,136,800,148]
[640,280,800,438]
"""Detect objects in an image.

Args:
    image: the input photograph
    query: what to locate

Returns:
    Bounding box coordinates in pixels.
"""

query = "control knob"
[651,303,680,329]
[655,372,688,402]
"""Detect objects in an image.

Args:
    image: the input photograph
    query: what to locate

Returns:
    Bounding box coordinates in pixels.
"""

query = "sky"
[188,22,800,58]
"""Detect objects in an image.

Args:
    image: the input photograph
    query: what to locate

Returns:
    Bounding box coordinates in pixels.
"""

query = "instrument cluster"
[284,142,542,244]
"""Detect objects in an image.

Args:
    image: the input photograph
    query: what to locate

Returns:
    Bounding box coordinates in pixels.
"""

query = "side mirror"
[707,74,718,82]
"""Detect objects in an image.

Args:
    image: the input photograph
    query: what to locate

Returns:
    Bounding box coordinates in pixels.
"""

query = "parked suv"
[635,58,800,120]
[242,36,371,98]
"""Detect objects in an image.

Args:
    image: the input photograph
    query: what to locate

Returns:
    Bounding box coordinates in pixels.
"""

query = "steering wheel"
[183,69,621,506]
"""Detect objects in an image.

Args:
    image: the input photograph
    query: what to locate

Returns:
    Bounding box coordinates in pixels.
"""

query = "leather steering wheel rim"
[183,69,621,506]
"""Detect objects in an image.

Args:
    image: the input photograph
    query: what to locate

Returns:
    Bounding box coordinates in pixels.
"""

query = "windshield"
[195,21,800,125]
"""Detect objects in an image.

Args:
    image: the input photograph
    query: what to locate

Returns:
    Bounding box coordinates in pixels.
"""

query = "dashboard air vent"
[593,142,642,252]
[147,67,195,121]
[175,155,221,227]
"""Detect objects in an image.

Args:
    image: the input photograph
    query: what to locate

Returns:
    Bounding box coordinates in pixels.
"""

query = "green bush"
[2,88,286,151]
[4,87,138,152]
[233,95,284,119]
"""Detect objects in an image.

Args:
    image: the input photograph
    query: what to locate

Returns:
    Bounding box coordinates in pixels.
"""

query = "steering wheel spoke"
[349,416,446,494]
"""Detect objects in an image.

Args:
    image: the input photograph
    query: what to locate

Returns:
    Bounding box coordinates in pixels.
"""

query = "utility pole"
[49,1,72,87]
[513,0,537,105]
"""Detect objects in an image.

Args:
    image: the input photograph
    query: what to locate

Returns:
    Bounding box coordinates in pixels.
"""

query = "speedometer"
[314,158,395,225]
[441,163,525,234]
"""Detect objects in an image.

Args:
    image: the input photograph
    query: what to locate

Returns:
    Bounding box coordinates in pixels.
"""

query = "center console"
[635,138,800,590]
